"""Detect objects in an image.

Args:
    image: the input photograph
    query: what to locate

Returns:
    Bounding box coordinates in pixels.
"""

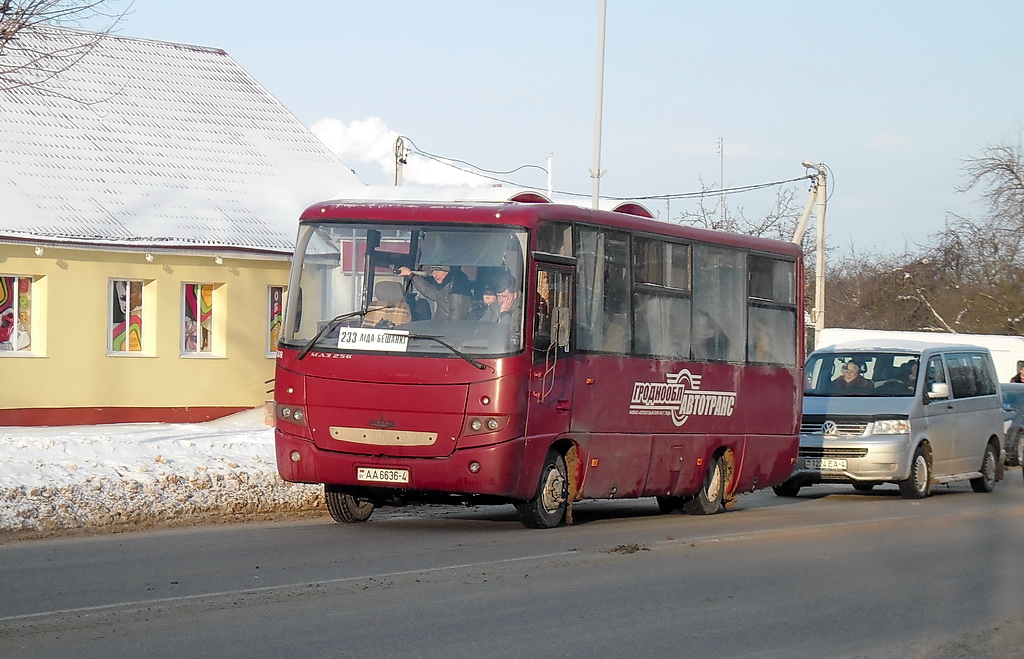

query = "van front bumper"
[791,433,913,484]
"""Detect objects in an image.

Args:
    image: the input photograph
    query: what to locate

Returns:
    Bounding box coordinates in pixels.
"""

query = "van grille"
[799,446,869,459]
[800,419,868,436]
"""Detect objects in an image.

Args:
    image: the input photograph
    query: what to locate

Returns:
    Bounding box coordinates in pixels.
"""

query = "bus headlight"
[465,416,508,436]
[277,404,308,426]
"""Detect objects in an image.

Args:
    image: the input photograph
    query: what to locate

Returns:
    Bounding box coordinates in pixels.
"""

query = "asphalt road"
[3,473,1024,659]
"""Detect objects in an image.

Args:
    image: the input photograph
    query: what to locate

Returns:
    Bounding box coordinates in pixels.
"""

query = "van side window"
[946,352,997,398]
[925,355,946,398]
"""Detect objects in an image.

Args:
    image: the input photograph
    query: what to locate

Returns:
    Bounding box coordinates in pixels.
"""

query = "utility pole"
[394,137,408,186]
[590,0,607,209]
[792,161,828,348]
[718,138,725,225]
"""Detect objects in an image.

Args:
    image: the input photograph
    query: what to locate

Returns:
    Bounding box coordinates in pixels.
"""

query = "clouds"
[311,117,491,187]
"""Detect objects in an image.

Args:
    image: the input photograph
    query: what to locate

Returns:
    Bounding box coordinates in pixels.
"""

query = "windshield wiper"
[406,333,493,371]
[297,309,377,360]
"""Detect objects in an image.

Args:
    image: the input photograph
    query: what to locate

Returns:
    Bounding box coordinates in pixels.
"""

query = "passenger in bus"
[398,264,473,321]
[692,310,729,360]
[473,287,500,322]
[832,361,873,393]
[494,276,521,325]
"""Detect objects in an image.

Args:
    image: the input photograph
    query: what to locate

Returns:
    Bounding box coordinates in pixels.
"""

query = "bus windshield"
[282,222,528,358]
[805,351,920,397]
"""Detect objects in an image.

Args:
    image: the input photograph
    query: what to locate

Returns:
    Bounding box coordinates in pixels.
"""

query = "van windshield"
[805,352,920,397]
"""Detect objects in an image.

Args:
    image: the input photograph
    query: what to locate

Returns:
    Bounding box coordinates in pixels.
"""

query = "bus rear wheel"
[683,454,726,515]
[516,450,568,529]
[325,486,375,523]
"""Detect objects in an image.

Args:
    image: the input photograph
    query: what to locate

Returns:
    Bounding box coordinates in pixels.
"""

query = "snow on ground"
[0,410,324,539]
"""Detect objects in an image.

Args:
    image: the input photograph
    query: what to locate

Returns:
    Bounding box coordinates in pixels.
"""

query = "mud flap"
[565,444,581,525]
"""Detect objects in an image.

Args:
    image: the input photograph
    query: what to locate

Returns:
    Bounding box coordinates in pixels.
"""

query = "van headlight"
[873,419,910,434]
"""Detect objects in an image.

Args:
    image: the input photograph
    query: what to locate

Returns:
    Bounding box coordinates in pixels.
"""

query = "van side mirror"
[927,382,950,400]
[552,306,570,348]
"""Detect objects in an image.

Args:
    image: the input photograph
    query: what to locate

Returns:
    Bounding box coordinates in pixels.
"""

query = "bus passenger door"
[528,266,574,437]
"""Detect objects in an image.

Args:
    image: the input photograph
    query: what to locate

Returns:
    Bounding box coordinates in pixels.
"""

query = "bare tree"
[0,0,126,93]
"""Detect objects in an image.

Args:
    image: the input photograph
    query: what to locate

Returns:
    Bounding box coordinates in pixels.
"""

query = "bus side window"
[534,268,572,359]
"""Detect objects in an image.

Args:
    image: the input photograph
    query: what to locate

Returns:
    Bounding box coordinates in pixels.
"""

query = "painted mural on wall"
[183,283,213,352]
[268,286,283,351]
[0,276,32,352]
[111,279,143,352]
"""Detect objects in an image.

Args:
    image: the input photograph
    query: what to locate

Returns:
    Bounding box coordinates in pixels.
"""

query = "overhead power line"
[398,135,814,201]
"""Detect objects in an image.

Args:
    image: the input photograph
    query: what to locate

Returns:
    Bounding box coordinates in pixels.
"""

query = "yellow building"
[0,28,362,425]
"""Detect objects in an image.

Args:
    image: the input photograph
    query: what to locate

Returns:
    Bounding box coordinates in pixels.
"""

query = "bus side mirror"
[552,306,570,348]
[926,382,950,400]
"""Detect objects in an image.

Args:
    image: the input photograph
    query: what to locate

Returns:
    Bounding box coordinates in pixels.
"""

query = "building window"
[268,285,284,353]
[0,275,32,353]
[183,283,215,353]
[110,279,144,353]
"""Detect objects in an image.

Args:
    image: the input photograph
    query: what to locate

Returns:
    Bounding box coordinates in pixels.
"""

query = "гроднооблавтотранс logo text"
[629,369,737,427]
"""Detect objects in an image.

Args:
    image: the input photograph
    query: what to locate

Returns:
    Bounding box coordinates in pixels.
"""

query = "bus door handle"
[556,399,571,412]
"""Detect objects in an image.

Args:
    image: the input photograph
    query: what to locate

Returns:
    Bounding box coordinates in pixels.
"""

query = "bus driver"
[398,264,473,321]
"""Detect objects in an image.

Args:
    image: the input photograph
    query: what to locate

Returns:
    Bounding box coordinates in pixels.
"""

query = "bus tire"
[899,445,931,499]
[516,450,568,529]
[683,454,726,515]
[325,486,375,523]
[970,443,998,493]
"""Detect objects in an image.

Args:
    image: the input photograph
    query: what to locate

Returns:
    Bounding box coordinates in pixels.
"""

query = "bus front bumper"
[275,430,532,500]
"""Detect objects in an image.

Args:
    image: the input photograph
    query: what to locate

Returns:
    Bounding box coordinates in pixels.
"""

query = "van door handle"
[556,400,571,412]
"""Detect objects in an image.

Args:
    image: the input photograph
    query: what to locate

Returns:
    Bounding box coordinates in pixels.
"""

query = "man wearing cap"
[398,264,473,321]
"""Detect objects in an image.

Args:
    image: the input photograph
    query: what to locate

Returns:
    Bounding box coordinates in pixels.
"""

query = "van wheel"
[325,487,375,523]
[773,479,802,497]
[516,450,568,529]
[656,496,689,514]
[683,455,726,515]
[852,482,876,492]
[970,443,998,493]
[899,445,931,499]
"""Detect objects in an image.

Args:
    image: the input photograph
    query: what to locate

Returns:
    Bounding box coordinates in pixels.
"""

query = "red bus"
[274,200,803,528]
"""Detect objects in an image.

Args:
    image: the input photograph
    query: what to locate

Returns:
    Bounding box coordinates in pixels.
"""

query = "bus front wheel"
[683,454,726,515]
[516,450,568,529]
[325,486,375,523]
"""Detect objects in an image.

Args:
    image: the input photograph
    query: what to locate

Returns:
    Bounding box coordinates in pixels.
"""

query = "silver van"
[776,339,1004,498]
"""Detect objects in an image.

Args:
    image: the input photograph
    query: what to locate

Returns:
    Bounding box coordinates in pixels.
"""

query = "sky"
[76,1,1024,252]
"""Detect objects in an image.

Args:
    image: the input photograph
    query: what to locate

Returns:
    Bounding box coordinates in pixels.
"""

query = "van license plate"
[806,458,847,470]
[357,467,410,484]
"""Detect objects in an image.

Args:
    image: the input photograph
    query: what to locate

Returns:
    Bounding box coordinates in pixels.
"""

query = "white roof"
[0,27,363,254]
[814,338,990,354]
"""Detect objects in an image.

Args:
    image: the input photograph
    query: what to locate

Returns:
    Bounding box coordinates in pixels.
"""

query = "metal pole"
[590,0,607,209]
[394,137,406,186]
[813,164,827,347]
[547,152,554,199]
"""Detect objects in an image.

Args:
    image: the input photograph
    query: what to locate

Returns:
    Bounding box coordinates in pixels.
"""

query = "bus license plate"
[357,467,410,484]
[806,458,847,470]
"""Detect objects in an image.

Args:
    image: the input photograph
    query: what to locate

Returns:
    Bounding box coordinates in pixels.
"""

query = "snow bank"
[0,410,324,537]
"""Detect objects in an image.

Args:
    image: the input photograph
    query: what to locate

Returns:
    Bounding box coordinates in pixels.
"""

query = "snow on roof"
[0,27,363,254]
